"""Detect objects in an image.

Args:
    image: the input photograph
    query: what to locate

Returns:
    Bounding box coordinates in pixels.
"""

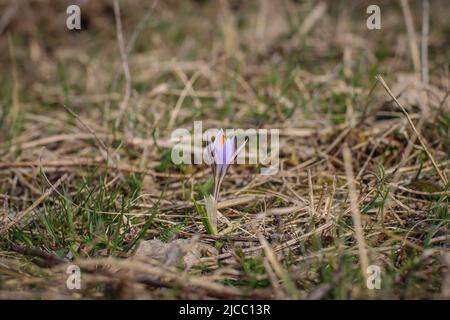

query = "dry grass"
[0,0,449,299]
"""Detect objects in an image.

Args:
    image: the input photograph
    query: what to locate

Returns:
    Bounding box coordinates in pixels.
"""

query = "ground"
[0,0,449,299]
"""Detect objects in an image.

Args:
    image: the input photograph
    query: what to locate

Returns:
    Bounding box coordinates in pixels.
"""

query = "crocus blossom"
[207,129,246,200]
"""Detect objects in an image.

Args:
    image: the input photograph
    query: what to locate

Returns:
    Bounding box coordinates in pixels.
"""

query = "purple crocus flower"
[207,129,246,200]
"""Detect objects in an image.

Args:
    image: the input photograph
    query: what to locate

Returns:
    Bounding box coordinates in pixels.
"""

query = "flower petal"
[224,137,235,165]
[213,129,224,150]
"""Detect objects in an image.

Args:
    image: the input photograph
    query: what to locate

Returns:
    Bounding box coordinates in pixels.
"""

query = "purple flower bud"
[207,129,246,200]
